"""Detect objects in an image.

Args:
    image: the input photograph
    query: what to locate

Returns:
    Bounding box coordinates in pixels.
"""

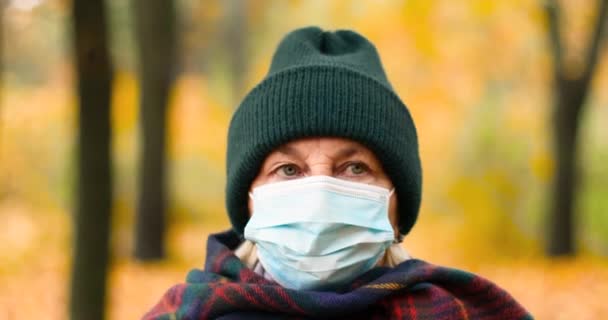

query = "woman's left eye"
[276,163,301,178]
[345,162,368,175]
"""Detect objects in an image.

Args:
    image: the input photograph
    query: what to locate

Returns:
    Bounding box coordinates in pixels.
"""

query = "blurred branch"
[545,0,564,80]
[581,0,608,87]
[545,0,608,83]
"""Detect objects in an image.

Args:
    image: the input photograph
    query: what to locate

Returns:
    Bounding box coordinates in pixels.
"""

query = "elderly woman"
[144,27,532,319]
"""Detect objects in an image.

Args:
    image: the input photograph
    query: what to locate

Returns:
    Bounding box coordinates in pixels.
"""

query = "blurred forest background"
[1,0,608,319]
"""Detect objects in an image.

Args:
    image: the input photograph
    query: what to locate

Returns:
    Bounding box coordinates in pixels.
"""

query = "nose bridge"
[306,150,334,176]
[303,143,340,176]
[308,162,333,176]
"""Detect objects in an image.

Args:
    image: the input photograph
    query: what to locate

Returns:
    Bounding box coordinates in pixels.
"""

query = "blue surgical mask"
[244,175,395,291]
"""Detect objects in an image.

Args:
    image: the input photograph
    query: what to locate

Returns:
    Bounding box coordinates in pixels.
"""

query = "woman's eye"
[346,162,368,175]
[278,164,300,177]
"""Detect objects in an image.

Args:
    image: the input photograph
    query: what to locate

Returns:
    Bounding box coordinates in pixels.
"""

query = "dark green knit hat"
[226,26,422,236]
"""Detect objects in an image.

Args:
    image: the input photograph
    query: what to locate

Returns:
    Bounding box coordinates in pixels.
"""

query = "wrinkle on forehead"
[278,137,371,161]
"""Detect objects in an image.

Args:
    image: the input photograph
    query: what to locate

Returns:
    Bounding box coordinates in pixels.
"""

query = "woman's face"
[248,137,400,239]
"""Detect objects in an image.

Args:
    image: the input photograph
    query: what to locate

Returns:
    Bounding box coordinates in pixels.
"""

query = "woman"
[144,26,532,319]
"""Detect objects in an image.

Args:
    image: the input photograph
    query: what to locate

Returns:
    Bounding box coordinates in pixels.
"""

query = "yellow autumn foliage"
[1,0,608,319]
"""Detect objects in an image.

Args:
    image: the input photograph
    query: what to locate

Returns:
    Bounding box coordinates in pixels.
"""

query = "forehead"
[269,137,376,158]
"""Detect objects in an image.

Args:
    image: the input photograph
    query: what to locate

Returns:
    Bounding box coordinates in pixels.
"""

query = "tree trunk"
[224,0,247,106]
[548,80,585,255]
[133,0,177,260]
[545,0,607,256]
[69,0,114,319]
[0,0,5,155]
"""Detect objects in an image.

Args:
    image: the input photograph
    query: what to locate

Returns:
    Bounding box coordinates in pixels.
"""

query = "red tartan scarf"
[143,230,533,320]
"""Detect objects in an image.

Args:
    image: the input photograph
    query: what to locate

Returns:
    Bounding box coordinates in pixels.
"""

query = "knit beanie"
[226,26,421,236]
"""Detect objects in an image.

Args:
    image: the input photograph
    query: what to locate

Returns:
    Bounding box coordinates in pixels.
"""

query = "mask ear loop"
[388,188,404,244]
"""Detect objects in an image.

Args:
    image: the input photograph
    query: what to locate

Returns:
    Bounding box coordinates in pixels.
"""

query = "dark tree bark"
[133,0,178,260]
[545,0,608,256]
[224,0,248,106]
[0,1,5,154]
[69,0,114,319]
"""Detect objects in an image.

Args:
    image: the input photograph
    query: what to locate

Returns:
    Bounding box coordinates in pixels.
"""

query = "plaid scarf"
[143,230,533,320]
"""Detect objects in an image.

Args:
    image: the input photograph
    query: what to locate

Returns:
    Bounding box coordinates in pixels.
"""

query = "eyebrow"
[334,147,361,160]
[277,145,304,158]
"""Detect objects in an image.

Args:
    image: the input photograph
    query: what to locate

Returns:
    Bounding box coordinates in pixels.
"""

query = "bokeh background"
[1,0,608,319]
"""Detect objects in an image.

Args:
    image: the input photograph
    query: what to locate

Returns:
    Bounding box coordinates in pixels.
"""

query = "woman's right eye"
[277,164,300,177]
